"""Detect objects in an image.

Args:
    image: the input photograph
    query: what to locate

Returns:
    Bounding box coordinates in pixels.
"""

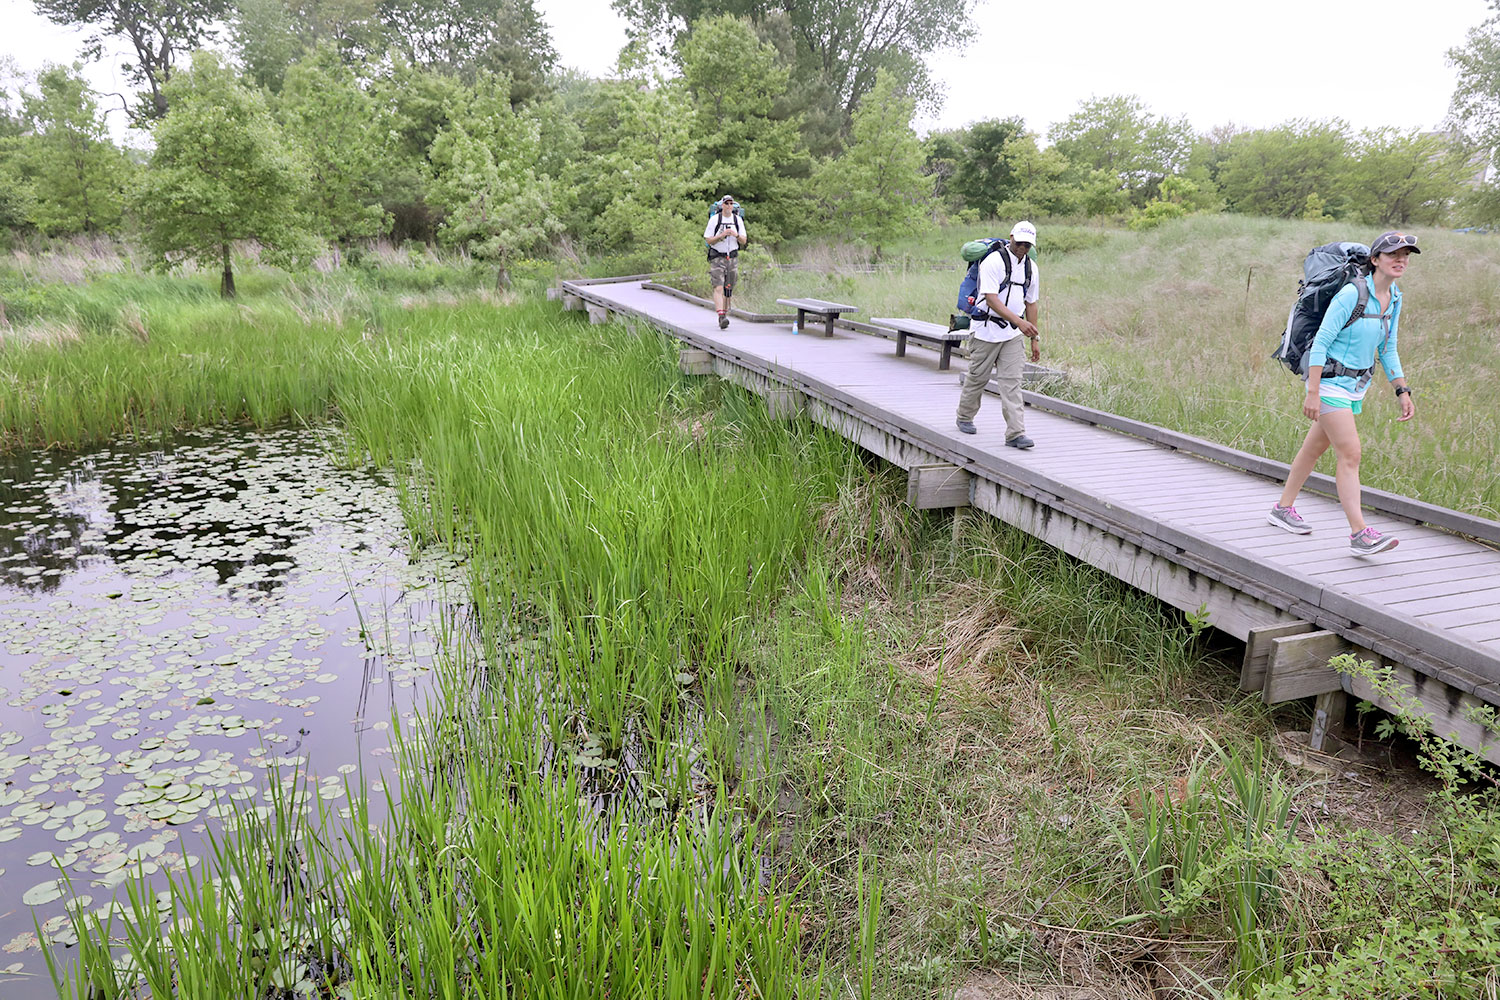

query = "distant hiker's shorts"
[709,255,737,289]
[1319,396,1363,415]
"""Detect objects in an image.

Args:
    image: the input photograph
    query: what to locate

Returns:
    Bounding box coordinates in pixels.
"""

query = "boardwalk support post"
[679,349,714,376]
[907,464,971,510]
[1309,689,1348,752]
[562,294,583,311]
[765,388,804,420]
[1262,629,1352,751]
[1241,621,1315,692]
[586,304,611,325]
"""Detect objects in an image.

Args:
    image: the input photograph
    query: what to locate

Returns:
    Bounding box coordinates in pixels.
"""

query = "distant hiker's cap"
[1010,220,1037,245]
[1370,231,1420,254]
[720,195,735,205]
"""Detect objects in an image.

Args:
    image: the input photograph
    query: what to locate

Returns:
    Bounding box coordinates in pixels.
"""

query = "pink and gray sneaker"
[1267,504,1311,535]
[1349,527,1398,557]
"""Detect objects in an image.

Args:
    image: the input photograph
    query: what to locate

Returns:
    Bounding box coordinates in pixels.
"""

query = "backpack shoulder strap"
[1340,278,1369,331]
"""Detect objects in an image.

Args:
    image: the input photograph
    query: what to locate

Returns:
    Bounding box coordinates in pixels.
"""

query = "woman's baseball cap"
[1370,231,1420,254]
[1010,220,1037,245]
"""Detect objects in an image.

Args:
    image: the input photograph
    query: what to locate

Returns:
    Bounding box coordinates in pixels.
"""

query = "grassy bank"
[739,215,1500,518]
[3,247,1499,999]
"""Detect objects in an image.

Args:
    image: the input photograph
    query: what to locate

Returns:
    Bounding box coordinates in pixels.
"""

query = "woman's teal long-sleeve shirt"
[1306,274,1404,401]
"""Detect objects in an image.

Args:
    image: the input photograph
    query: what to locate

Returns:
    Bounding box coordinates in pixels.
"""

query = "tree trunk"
[220,244,236,299]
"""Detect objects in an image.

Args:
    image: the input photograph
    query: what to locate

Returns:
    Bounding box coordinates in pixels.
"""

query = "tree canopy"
[135,52,317,295]
[813,70,930,257]
[34,0,232,120]
[612,0,966,124]
[1049,94,1194,205]
[677,14,808,242]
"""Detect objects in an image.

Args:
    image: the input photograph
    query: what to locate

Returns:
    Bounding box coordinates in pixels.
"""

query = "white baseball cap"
[1010,221,1037,245]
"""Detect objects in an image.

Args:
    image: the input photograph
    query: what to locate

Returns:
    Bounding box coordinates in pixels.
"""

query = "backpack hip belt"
[1320,357,1374,380]
[707,247,738,260]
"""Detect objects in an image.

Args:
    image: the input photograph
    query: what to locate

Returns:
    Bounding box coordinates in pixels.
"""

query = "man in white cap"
[955,220,1041,448]
[704,195,747,329]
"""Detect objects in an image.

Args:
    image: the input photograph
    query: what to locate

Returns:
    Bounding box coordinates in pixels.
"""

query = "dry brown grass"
[762,465,1463,998]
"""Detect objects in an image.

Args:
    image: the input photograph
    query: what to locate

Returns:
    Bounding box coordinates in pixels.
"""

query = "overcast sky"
[4,0,1492,143]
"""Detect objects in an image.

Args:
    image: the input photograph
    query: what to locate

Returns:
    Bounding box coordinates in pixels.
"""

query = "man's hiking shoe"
[956,419,977,435]
[1267,504,1311,535]
[718,314,729,329]
[1005,435,1035,450]
[1350,527,1398,557]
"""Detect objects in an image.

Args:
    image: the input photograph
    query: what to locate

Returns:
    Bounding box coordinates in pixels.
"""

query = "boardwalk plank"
[1389,581,1500,607]
[1419,605,1500,630]
[1457,621,1500,643]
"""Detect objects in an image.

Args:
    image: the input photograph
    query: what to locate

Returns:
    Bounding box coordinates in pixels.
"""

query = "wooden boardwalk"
[560,277,1500,761]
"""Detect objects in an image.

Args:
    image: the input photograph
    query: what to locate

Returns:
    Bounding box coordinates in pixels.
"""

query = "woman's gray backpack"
[1273,241,1371,376]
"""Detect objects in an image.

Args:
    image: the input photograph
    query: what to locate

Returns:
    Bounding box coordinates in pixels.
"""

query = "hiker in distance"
[705,195,747,330]
[955,221,1041,448]
[1268,231,1418,557]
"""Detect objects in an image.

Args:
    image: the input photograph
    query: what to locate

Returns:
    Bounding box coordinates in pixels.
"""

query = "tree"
[34,0,232,121]
[812,70,930,257]
[1049,94,1194,205]
[677,14,809,243]
[1447,2,1500,161]
[1338,128,1471,227]
[1217,120,1352,219]
[1446,3,1500,224]
[379,0,556,103]
[948,117,1028,215]
[16,65,132,235]
[922,129,962,212]
[581,77,700,268]
[135,52,317,296]
[367,61,467,242]
[425,75,560,278]
[276,48,390,244]
[0,61,34,240]
[613,0,967,124]
[231,0,384,92]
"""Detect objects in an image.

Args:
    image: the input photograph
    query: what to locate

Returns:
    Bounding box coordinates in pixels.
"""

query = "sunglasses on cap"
[1372,232,1419,253]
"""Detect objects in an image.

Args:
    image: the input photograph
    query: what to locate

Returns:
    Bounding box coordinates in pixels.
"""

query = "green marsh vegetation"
[5,243,1500,999]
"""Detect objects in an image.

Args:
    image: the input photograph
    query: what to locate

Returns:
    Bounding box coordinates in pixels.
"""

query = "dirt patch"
[954,971,1147,1000]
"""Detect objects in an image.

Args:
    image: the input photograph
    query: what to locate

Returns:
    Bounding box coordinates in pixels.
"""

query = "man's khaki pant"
[956,335,1026,440]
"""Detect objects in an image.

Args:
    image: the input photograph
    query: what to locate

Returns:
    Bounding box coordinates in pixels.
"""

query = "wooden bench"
[775,297,859,338]
[871,317,968,371]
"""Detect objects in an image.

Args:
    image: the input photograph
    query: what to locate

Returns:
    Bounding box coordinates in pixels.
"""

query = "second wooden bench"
[775,297,859,338]
[871,317,968,370]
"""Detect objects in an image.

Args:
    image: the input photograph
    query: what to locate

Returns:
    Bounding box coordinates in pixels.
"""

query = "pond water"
[0,427,467,998]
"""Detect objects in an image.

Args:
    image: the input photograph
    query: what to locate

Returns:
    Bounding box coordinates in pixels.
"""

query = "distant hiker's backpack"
[950,237,1032,331]
[1273,242,1371,376]
[707,202,744,223]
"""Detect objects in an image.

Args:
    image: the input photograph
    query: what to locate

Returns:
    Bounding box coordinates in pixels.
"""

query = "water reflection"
[0,427,468,998]
[0,432,361,596]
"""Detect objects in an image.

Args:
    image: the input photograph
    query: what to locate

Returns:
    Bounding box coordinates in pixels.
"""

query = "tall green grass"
[4,272,869,995]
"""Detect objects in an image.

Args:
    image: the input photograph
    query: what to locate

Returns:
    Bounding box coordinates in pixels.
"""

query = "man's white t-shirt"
[971,247,1039,344]
[705,214,746,255]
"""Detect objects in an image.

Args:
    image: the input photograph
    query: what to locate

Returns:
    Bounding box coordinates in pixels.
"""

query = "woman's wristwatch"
[1394,386,1412,397]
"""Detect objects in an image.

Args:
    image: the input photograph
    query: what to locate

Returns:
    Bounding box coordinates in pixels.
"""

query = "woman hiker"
[1267,231,1418,557]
